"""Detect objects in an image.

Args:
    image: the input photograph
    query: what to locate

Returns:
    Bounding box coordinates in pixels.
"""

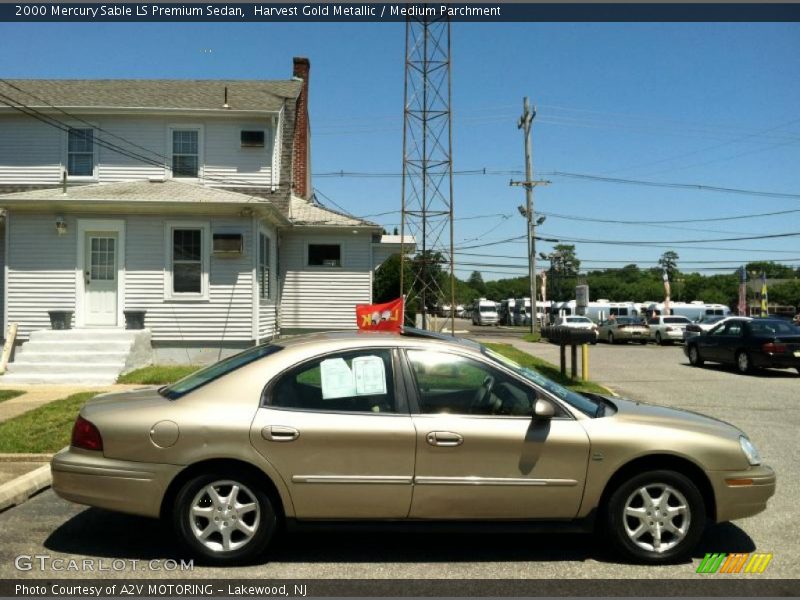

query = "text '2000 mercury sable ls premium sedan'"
[52,329,775,565]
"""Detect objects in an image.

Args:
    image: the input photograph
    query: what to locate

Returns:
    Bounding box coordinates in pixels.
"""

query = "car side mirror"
[533,398,555,420]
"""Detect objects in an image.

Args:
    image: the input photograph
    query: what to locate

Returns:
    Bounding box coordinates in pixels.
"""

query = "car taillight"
[762,342,786,354]
[71,416,103,451]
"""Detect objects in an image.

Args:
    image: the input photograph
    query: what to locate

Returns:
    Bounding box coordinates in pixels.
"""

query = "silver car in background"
[648,315,692,345]
[597,317,650,344]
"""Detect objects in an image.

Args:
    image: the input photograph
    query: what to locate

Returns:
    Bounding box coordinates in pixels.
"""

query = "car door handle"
[426,431,463,447]
[262,425,300,442]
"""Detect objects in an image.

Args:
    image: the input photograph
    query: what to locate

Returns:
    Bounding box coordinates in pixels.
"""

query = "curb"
[0,453,53,462]
[0,464,51,512]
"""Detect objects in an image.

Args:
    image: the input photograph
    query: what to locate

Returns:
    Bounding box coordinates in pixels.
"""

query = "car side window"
[726,322,743,337]
[270,349,396,413]
[406,350,537,416]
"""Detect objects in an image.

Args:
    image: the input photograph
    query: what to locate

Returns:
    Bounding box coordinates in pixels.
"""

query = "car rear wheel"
[688,345,704,367]
[736,351,752,374]
[173,471,277,565]
[655,332,664,346]
[605,469,705,564]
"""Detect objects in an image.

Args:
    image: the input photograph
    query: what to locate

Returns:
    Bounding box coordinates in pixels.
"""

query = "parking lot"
[1,330,797,581]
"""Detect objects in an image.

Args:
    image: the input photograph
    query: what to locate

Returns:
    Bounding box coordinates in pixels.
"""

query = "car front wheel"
[655,332,664,345]
[608,332,615,344]
[173,472,277,565]
[688,345,704,367]
[605,469,705,564]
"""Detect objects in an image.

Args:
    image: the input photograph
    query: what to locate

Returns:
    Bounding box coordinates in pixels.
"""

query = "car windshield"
[483,347,602,417]
[480,306,496,313]
[700,316,724,324]
[664,317,690,324]
[567,317,590,323]
[160,343,284,399]
[749,320,800,335]
[615,317,638,324]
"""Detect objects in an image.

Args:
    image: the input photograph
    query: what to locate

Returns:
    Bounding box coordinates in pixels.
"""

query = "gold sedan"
[52,329,775,565]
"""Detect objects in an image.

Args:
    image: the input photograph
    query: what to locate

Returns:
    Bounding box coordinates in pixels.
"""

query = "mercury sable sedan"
[52,329,775,565]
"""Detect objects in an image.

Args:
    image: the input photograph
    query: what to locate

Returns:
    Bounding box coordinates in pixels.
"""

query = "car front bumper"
[709,464,776,522]
[51,446,182,518]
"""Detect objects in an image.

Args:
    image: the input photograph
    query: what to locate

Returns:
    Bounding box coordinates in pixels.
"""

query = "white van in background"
[472,298,499,326]
[645,301,731,322]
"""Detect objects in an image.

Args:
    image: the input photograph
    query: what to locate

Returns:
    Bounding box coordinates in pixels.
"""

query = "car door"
[402,348,591,520]
[716,320,744,364]
[250,348,415,519]
[697,322,729,362]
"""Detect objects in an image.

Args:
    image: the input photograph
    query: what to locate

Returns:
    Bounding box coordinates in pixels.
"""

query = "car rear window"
[160,343,284,399]
[664,317,690,324]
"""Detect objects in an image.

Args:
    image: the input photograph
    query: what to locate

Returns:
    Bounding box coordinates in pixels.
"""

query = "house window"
[308,244,341,267]
[67,128,94,177]
[172,129,199,178]
[165,222,209,300]
[259,232,271,299]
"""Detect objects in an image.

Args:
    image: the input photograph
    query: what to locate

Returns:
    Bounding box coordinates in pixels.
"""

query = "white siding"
[6,214,77,338]
[0,221,5,335]
[5,212,257,342]
[0,114,279,188]
[0,116,62,185]
[124,215,255,341]
[279,231,372,331]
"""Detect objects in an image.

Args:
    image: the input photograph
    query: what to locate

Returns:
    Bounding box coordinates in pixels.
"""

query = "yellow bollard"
[581,343,589,381]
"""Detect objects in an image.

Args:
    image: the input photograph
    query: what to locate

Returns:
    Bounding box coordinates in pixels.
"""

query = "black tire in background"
[688,345,704,367]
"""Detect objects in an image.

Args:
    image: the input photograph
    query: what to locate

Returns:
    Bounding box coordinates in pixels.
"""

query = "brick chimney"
[292,57,311,199]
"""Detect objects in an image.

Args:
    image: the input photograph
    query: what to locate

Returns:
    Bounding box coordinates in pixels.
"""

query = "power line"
[454,251,800,264]
[534,230,800,245]
[539,207,800,225]
[545,171,800,200]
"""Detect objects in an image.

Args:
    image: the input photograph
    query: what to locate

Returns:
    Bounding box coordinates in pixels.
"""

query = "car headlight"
[740,436,762,466]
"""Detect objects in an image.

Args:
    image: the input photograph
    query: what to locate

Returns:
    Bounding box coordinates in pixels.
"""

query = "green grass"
[117,365,201,385]
[522,332,542,343]
[0,392,99,453]
[485,343,611,396]
[0,390,25,403]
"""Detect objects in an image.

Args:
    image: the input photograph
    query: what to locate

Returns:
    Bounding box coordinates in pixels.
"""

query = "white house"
[0,58,406,382]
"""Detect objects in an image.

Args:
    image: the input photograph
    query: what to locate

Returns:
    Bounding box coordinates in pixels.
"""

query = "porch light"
[55,216,67,235]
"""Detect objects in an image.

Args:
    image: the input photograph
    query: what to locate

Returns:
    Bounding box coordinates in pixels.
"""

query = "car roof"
[273,328,482,352]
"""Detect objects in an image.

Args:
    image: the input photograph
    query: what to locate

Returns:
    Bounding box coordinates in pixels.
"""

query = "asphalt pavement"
[0,328,797,580]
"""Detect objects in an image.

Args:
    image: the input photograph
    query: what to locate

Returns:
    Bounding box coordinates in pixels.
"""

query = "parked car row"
[684,317,800,375]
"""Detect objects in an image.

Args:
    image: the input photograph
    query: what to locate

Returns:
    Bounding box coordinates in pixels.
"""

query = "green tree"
[658,251,680,279]
[467,271,487,296]
[373,254,411,303]
[746,261,797,279]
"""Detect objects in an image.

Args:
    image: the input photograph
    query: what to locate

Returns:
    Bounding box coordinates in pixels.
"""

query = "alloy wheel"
[189,480,261,553]
[622,483,691,554]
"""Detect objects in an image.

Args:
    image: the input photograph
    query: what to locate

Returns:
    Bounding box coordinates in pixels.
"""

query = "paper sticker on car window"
[352,355,387,396]
[320,358,356,399]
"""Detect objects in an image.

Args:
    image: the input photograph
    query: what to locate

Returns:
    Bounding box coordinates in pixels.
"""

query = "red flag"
[356,297,404,332]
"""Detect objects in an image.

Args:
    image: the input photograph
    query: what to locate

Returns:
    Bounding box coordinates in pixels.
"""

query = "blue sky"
[2,21,799,280]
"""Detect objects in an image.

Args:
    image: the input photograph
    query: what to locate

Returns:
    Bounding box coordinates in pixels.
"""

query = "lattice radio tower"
[399,16,455,332]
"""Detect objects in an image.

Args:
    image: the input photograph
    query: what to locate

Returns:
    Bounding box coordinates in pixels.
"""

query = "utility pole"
[510,97,549,335]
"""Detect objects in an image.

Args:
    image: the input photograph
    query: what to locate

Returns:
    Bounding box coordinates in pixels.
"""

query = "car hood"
[81,387,168,420]
[608,396,742,439]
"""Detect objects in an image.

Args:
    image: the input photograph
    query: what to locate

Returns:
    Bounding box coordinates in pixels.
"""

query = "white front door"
[84,232,118,326]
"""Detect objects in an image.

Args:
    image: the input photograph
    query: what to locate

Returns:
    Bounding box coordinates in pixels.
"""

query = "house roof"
[288,196,379,228]
[0,79,303,112]
[0,180,289,222]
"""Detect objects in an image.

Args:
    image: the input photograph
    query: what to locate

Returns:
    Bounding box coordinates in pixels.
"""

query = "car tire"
[688,345,704,367]
[173,471,277,565]
[736,351,752,375]
[608,332,615,345]
[604,469,706,564]
[639,340,648,345]
[655,332,664,346]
